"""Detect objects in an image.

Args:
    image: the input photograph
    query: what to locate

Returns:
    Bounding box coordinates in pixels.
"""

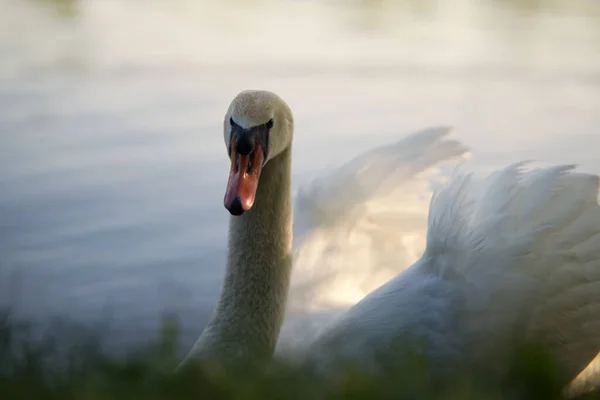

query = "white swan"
[182,90,600,389]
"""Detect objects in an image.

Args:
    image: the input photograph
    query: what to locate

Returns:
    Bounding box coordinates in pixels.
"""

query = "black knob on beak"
[235,133,255,156]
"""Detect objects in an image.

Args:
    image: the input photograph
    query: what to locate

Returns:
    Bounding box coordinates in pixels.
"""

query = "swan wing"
[289,126,469,310]
[309,163,600,385]
[278,127,468,352]
[292,126,468,241]
[425,163,600,379]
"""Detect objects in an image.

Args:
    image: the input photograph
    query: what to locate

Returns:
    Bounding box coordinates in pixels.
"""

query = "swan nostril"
[227,196,245,216]
[247,158,253,173]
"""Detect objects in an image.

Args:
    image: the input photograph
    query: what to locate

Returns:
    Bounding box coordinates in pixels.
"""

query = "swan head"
[223,90,294,215]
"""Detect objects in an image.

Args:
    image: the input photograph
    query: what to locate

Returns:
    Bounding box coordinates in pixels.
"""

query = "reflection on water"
[0,0,599,353]
[29,0,79,18]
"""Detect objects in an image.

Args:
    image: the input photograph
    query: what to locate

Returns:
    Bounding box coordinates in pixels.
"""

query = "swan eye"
[230,117,235,126]
[266,119,274,129]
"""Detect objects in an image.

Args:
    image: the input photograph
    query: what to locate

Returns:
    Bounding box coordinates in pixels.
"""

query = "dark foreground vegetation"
[0,310,599,400]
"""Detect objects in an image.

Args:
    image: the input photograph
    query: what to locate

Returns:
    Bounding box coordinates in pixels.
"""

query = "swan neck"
[194,147,293,364]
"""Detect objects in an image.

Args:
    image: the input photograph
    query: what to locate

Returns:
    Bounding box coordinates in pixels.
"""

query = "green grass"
[1,309,599,399]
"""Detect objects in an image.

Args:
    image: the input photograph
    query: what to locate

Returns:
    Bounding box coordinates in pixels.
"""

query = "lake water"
[1,0,600,362]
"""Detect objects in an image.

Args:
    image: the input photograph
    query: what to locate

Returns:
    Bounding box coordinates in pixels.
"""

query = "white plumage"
[287,126,468,312]
[186,90,600,394]
[299,161,600,388]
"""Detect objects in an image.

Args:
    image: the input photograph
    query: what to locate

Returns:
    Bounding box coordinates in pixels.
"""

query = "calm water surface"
[0,0,599,348]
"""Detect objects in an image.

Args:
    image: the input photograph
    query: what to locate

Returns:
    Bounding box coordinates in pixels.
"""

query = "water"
[1,0,599,352]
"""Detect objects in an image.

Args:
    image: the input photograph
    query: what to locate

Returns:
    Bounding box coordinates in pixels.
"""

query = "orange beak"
[224,141,265,215]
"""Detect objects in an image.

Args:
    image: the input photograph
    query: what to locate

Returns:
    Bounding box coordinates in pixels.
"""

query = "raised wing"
[277,127,469,353]
[289,126,469,310]
[293,162,600,393]
[423,163,600,388]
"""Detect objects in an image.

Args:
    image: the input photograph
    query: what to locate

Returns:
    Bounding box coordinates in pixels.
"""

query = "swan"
[181,90,600,389]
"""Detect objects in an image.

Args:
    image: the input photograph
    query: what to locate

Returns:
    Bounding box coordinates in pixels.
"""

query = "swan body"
[305,163,600,384]
[182,90,600,390]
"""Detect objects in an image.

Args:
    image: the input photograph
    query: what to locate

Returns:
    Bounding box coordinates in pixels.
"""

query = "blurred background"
[0,0,599,353]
